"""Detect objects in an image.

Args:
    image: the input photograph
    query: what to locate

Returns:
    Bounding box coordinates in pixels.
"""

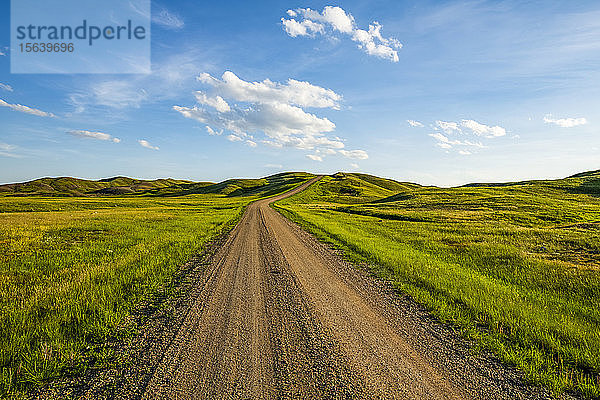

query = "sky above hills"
[1,0,599,186]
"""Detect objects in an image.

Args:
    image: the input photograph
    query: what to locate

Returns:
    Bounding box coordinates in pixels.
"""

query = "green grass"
[275,171,600,398]
[0,172,314,397]
[0,172,316,198]
[0,176,202,197]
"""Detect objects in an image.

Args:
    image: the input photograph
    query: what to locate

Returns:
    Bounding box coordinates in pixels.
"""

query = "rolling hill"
[1,169,598,199]
[0,172,316,198]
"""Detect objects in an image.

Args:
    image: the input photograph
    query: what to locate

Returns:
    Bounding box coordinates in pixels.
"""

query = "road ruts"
[140,177,468,399]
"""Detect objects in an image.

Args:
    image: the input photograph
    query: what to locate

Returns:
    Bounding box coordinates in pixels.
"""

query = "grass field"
[275,171,600,398]
[0,172,313,397]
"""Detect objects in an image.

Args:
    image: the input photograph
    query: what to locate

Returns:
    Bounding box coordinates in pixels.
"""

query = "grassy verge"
[275,174,600,398]
[0,195,251,397]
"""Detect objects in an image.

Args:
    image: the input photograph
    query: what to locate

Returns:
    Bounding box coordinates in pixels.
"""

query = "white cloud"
[407,119,423,127]
[543,115,587,128]
[306,154,323,161]
[68,130,120,143]
[429,131,487,152]
[265,163,283,168]
[435,120,461,134]
[282,6,402,62]
[197,71,341,109]
[430,132,451,143]
[339,149,369,159]
[138,139,159,150]
[0,142,16,152]
[153,9,184,29]
[195,92,230,112]
[0,142,20,158]
[91,80,149,109]
[350,163,359,168]
[227,134,242,142]
[461,119,506,137]
[174,71,359,161]
[0,83,13,92]
[206,126,222,136]
[429,118,506,153]
[0,98,55,117]
[294,6,355,33]
[281,18,324,37]
[316,148,337,155]
[352,22,402,62]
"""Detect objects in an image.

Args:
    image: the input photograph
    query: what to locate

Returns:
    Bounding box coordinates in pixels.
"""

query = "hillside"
[275,167,600,398]
[279,172,422,205]
[463,169,600,195]
[0,172,316,198]
[1,169,598,199]
[198,172,316,197]
[0,176,203,197]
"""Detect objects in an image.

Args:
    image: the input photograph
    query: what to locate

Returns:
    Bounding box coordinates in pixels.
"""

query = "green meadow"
[0,172,313,397]
[275,171,600,398]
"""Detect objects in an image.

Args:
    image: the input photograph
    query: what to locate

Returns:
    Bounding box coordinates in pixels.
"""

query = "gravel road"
[38,176,572,399]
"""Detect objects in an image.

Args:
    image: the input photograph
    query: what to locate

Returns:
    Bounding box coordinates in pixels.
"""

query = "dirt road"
[137,176,460,399]
[44,177,566,399]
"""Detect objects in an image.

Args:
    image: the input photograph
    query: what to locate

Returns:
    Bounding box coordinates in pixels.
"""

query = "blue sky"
[1,0,599,186]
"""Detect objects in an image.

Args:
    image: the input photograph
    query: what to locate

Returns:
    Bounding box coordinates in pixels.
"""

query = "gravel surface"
[35,177,578,399]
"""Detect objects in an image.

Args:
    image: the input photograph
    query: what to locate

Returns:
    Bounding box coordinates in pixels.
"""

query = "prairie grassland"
[276,173,600,398]
[0,172,314,396]
[0,195,250,396]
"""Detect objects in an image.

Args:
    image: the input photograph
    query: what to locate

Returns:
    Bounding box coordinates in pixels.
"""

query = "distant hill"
[0,172,315,198]
[296,172,422,204]
[1,169,598,198]
[567,169,600,179]
[0,177,205,197]
[460,169,600,195]
[175,172,316,197]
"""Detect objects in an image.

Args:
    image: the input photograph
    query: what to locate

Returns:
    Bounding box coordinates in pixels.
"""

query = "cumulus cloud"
[0,98,55,117]
[282,6,402,62]
[153,9,184,29]
[350,163,359,168]
[339,149,369,160]
[195,92,230,113]
[543,115,587,128]
[461,119,506,137]
[174,71,367,161]
[138,139,159,150]
[434,119,506,138]
[0,83,13,92]
[407,119,423,127]
[435,120,461,135]
[281,18,324,37]
[427,118,505,154]
[428,132,486,149]
[68,130,121,143]
[197,71,341,109]
[306,154,323,161]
